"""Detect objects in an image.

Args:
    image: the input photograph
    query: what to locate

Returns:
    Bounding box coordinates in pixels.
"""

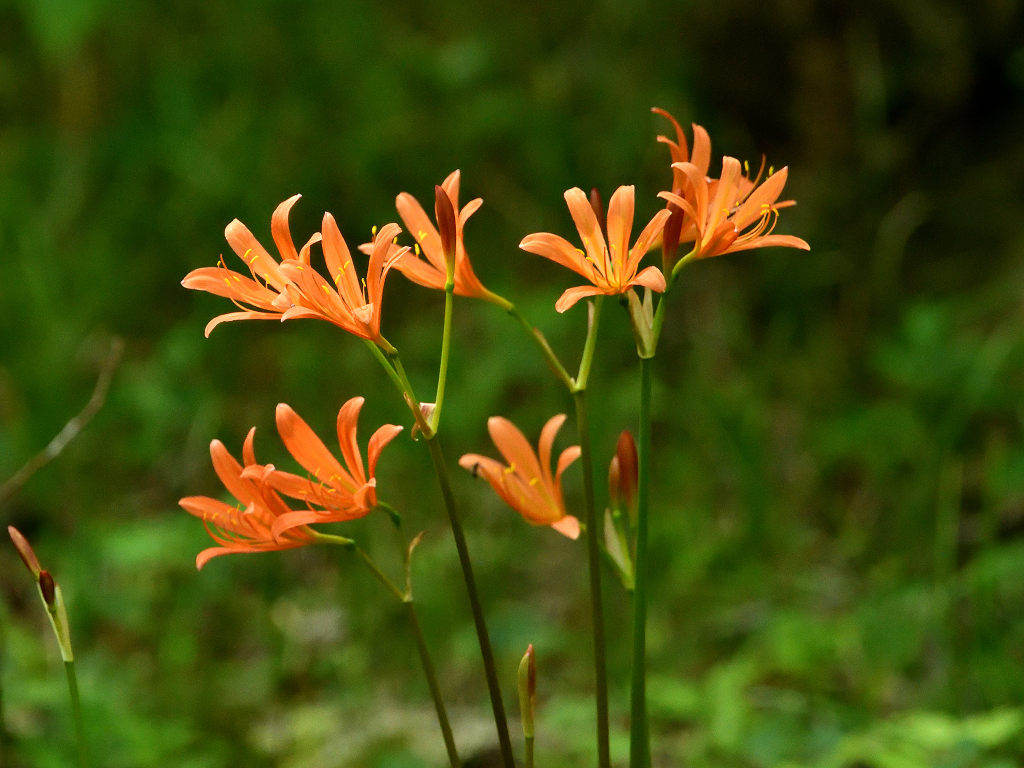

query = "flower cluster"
[181,109,809,560]
[179,397,401,569]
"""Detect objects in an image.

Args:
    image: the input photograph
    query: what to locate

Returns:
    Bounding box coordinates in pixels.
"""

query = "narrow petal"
[605,186,635,283]
[396,193,444,270]
[632,266,667,293]
[336,397,367,483]
[275,404,349,487]
[555,284,603,313]
[368,424,403,477]
[537,414,568,486]
[519,233,596,281]
[563,188,608,272]
[271,194,302,262]
[487,417,544,482]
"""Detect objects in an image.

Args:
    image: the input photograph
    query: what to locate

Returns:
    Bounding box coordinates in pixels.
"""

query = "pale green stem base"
[65,660,88,768]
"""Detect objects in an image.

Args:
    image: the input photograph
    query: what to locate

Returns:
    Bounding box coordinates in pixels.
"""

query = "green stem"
[570,296,610,768]
[630,357,654,768]
[404,600,462,768]
[524,736,535,768]
[64,660,88,768]
[573,390,611,768]
[425,434,515,768]
[506,304,574,390]
[318,535,461,767]
[431,270,457,432]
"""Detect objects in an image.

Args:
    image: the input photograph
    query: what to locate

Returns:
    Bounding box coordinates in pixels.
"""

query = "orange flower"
[658,157,810,260]
[652,108,808,262]
[519,186,672,313]
[459,414,581,539]
[257,397,403,538]
[182,195,320,337]
[179,429,316,570]
[389,170,501,303]
[279,218,408,344]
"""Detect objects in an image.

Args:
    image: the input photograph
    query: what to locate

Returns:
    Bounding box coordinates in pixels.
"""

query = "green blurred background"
[2,0,1024,765]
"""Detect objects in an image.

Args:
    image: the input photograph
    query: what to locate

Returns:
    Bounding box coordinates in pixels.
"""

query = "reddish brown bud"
[661,202,684,272]
[609,430,638,512]
[8,526,42,578]
[38,570,56,607]
[517,644,536,738]
[434,185,457,268]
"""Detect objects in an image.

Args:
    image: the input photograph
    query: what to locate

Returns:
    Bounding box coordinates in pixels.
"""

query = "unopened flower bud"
[609,430,638,514]
[38,570,56,607]
[517,644,536,739]
[8,526,42,578]
[434,185,457,271]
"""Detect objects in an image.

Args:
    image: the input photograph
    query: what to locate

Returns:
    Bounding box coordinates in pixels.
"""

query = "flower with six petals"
[390,170,503,304]
[519,186,672,313]
[459,414,581,539]
[179,429,317,570]
[256,397,403,539]
[181,195,321,337]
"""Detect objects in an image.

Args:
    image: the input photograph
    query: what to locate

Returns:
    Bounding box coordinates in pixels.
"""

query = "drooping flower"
[179,429,316,569]
[519,185,672,313]
[181,195,321,337]
[459,414,581,539]
[257,397,403,538]
[388,170,504,305]
[278,218,409,344]
[658,157,810,260]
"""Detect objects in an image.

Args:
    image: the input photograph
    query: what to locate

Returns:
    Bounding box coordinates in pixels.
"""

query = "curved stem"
[506,304,574,390]
[629,356,654,768]
[425,434,515,768]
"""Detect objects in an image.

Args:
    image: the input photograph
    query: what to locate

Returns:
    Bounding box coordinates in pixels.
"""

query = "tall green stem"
[431,270,456,432]
[64,660,88,768]
[425,435,515,767]
[573,391,611,768]
[404,600,461,768]
[318,534,461,767]
[570,297,611,768]
[630,356,654,768]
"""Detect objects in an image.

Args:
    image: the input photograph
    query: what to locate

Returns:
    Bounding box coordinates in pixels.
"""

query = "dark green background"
[3,0,1024,765]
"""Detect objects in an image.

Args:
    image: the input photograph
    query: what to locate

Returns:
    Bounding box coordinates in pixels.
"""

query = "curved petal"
[632,266,667,293]
[224,219,288,291]
[396,192,444,270]
[555,284,603,313]
[275,404,349,488]
[519,233,595,281]
[368,424,403,477]
[606,186,635,281]
[550,515,581,540]
[335,397,366,483]
[271,194,302,262]
[563,187,608,271]
[537,413,568,486]
[203,311,283,338]
[487,417,544,482]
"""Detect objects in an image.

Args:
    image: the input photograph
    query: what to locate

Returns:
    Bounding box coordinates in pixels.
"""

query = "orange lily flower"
[658,157,810,260]
[279,218,409,344]
[256,397,403,538]
[459,414,581,539]
[519,185,672,313]
[182,195,320,337]
[652,107,807,262]
[389,170,502,303]
[179,429,316,570]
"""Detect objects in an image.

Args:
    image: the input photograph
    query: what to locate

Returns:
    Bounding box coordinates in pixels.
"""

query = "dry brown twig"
[0,337,124,507]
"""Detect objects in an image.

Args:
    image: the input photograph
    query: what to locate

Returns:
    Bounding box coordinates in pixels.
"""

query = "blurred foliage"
[1,0,1024,765]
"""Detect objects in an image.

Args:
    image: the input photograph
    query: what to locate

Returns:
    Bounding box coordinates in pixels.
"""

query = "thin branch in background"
[0,336,123,508]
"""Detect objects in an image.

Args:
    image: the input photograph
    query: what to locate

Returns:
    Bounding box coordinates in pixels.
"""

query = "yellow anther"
[322,285,331,294]
[575,247,586,256]
[414,243,421,256]
[768,165,775,176]
[743,159,750,175]
[371,225,378,236]
[504,463,517,475]
[392,236,398,244]
[418,230,428,241]
[528,477,540,487]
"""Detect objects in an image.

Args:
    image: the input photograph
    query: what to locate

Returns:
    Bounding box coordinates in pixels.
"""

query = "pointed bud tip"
[38,570,56,606]
[9,526,43,577]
